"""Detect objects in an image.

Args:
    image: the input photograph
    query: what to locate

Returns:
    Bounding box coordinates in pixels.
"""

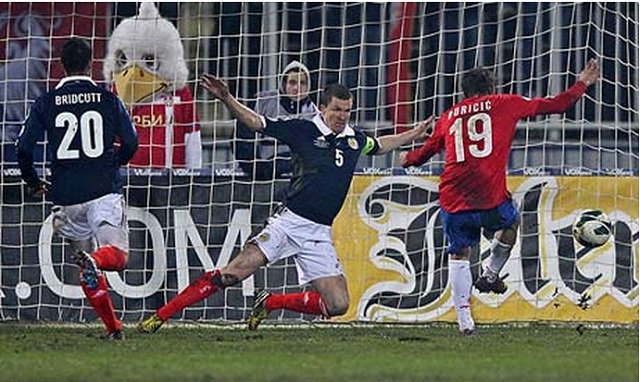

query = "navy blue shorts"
[440,199,520,255]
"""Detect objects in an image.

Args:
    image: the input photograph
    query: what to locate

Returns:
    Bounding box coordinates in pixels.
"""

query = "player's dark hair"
[461,67,496,97]
[320,83,352,106]
[61,38,92,75]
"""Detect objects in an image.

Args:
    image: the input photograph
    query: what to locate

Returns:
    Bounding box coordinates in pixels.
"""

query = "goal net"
[0,3,637,325]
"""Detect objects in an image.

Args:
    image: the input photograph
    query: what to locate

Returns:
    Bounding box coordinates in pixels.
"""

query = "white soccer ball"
[572,209,613,248]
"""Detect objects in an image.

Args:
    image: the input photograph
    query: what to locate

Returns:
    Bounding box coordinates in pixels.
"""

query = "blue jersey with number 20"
[16,76,138,206]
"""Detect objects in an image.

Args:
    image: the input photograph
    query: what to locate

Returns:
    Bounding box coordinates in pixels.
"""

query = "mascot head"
[103,2,188,106]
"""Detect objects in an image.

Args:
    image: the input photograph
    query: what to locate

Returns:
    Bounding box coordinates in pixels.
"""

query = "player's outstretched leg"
[247,290,330,330]
[138,270,221,334]
[247,290,272,331]
[138,313,164,334]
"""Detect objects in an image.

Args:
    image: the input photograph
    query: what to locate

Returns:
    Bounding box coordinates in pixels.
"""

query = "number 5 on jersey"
[335,149,344,167]
[449,112,493,163]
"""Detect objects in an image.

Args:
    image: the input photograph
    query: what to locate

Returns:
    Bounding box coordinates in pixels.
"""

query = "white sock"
[482,239,512,281]
[449,259,474,331]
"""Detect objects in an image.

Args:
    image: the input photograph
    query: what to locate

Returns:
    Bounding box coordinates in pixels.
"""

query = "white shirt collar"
[312,113,355,137]
[55,76,97,89]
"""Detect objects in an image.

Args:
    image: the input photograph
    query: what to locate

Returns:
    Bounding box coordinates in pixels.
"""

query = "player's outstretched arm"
[526,58,600,116]
[200,74,265,132]
[375,116,434,155]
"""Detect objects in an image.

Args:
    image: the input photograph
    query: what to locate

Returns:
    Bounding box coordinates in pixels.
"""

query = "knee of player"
[111,245,129,267]
[211,272,240,288]
[119,252,129,268]
[325,296,349,317]
[51,207,69,232]
[71,239,96,254]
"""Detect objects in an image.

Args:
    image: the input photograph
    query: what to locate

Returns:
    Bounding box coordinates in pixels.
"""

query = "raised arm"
[375,116,434,155]
[200,74,265,132]
[520,58,599,117]
[578,58,600,86]
[399,117,445,168]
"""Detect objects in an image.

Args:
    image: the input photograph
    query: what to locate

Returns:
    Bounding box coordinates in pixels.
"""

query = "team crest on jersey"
[314,136,330,149]
[348,137,359,150]
[257,232,270,242]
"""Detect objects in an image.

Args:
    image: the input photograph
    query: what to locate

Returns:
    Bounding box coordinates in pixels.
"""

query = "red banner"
[0,3,108,160]
[0,3,108,84]
[387,3,416,133]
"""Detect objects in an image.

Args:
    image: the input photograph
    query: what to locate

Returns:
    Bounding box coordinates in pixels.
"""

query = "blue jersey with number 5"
[262,113,380,226]
[16,76,138,205]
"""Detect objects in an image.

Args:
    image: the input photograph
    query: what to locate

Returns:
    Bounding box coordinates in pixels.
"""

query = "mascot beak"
[114,64,168,107]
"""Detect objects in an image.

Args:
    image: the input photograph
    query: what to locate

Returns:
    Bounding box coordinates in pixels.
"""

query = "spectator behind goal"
[235,60,318,180]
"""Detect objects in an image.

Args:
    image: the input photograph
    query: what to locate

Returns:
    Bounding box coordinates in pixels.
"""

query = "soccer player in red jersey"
[400,59,599,334]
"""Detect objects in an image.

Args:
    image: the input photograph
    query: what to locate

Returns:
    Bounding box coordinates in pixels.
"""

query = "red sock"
[81,273,121,334]
[265,291,329,318]
[92,246,127,271]
[157,270,219,321]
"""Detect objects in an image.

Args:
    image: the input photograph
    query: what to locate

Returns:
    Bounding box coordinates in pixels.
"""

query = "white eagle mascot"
[103,2,202,168]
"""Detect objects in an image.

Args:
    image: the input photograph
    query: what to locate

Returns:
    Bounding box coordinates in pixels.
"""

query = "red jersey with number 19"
[404,81,588,213]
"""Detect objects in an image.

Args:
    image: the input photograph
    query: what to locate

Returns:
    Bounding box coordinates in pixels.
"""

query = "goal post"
[0,2,637,325]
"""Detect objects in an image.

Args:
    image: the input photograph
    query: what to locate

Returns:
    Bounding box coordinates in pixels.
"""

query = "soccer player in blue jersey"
[138,75,432,333]
[16,38,138,340]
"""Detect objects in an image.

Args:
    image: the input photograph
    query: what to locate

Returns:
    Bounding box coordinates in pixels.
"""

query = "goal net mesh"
[0,2,637,325]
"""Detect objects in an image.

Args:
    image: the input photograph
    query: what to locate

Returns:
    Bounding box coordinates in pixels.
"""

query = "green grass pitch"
[0,323,637,382]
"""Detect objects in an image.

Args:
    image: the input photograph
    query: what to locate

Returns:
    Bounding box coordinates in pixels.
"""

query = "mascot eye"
[141,54,160,71]
[115,50,128,69]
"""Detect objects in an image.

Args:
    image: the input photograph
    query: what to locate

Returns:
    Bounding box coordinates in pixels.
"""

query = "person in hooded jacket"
[234,60,318,180]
